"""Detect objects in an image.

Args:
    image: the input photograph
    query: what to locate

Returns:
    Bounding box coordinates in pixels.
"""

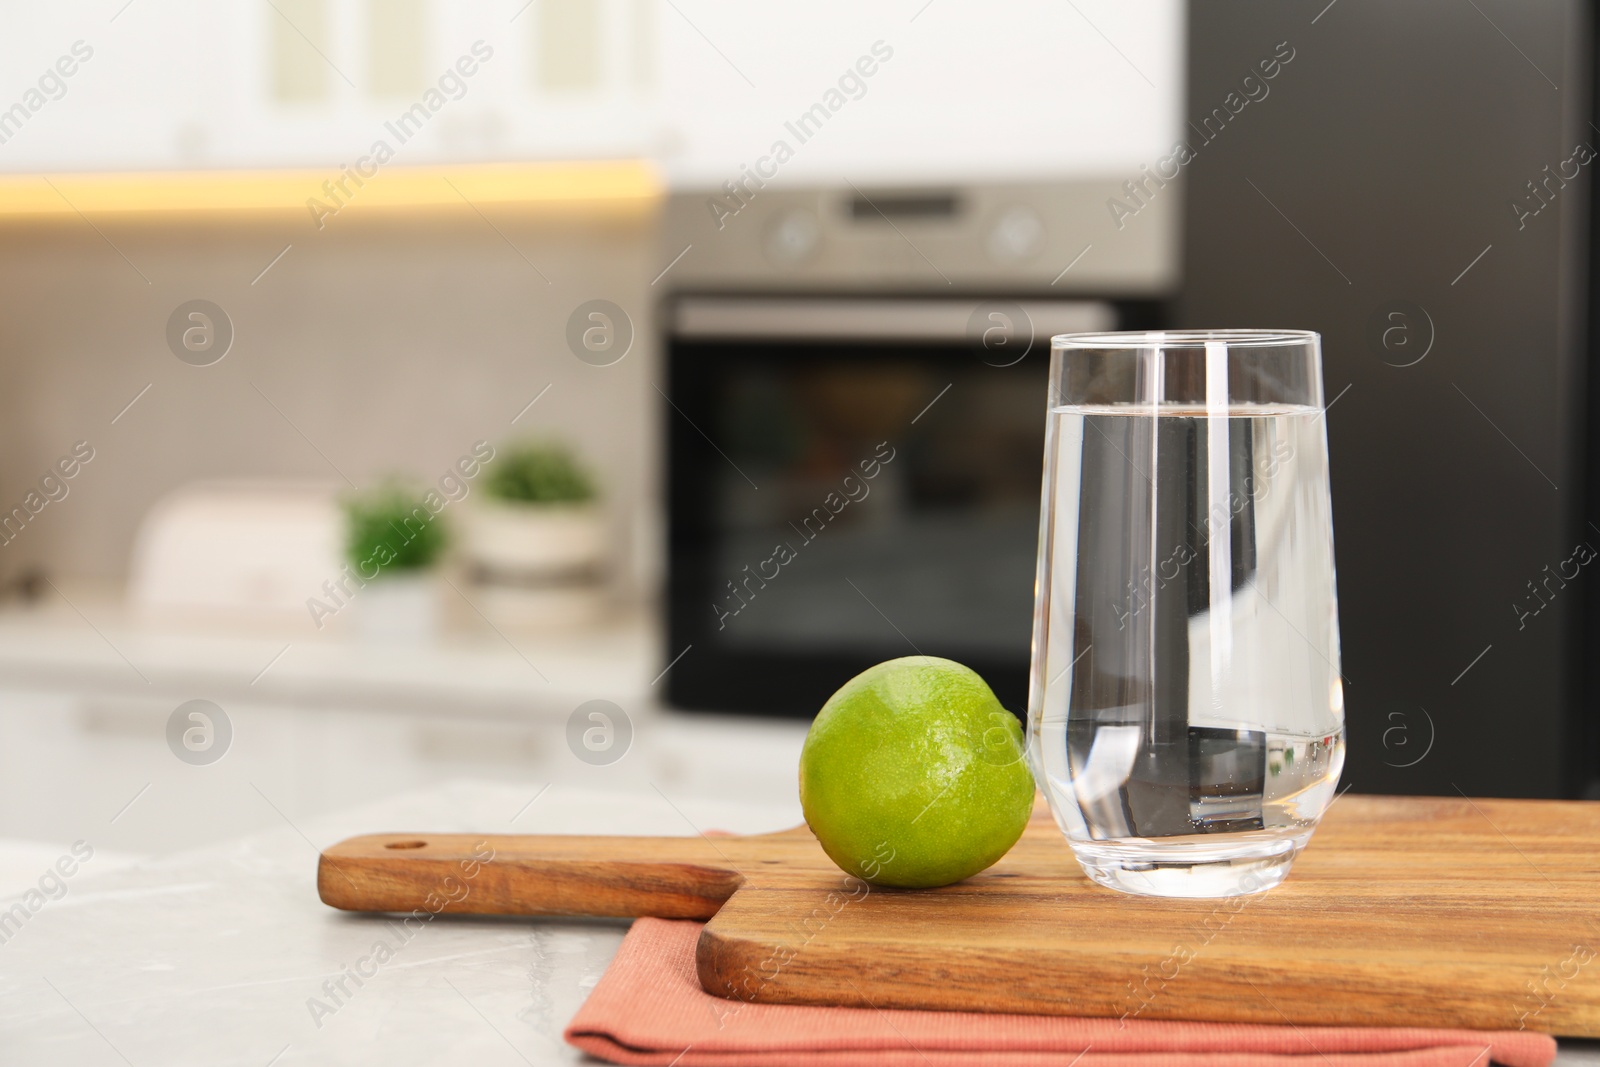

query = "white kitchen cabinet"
[0,681,805,857]
[0,0,657,171]
[0,1,1181,185]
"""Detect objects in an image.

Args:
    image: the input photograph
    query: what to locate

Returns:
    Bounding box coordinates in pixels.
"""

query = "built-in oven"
[655,178,1177,718]
[662,295,1148,716]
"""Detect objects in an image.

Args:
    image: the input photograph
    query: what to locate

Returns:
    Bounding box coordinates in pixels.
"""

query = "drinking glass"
[1027,330,1344,898]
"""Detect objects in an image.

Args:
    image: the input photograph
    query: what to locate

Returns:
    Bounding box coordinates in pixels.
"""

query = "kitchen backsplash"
[0,210,659,600]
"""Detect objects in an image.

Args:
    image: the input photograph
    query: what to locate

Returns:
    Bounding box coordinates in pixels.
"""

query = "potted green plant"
[342,482,448,643]
[462,442,607,626]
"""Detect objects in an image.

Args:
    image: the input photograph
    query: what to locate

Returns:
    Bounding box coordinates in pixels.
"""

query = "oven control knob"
[764,208,820,266]
[987,205,1045,263]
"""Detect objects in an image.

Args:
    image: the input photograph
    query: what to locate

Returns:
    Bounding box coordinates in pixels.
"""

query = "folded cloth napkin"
[565,919,1556,1067]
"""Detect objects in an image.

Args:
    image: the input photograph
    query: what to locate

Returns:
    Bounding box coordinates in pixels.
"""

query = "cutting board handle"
[318,832,745,920]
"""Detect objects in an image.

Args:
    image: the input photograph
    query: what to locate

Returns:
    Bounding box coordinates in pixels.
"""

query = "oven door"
[663,296,1121,717]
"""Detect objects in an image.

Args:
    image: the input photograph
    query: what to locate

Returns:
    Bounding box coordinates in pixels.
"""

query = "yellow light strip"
[0,160,660,221]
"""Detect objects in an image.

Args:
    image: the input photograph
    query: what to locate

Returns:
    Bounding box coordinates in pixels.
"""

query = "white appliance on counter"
[128,480,343,625]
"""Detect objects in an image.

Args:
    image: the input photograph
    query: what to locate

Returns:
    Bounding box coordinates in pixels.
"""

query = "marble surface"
[3,780,1597,1067]
[0,781,803,1067]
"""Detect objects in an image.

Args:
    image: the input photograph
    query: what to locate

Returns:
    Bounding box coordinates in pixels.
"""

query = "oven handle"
[672,296,1113,342]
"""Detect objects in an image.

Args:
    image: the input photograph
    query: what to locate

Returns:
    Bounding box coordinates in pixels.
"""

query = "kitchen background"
[0,0,1593,876]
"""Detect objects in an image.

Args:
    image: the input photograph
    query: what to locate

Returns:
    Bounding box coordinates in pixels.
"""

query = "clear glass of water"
[1028,330,1344,898]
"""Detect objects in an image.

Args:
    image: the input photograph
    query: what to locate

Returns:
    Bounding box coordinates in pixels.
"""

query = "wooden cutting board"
[318,795,1600,1035]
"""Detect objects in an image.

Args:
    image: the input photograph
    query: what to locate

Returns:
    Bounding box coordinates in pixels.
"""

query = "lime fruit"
[798,656,1036,889]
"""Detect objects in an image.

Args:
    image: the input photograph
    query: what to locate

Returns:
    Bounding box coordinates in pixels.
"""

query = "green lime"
[798,656,1035,889]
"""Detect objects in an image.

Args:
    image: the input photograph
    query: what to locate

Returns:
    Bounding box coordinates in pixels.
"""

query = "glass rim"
[1051,329,1319,350]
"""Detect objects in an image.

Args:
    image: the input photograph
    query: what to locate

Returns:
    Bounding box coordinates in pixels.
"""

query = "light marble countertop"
[3,780,1596,1067]
[0,780,804,1067]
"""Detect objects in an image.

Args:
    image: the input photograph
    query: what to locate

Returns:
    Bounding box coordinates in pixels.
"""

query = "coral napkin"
[565,919,1556,1067]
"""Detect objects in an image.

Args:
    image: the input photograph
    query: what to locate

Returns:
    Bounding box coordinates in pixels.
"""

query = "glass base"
[1070,831,1310,898]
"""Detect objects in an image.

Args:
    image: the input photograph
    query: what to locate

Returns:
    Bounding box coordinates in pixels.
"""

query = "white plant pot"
[355,571,439,645]
[461,500,606,578]
[460,500,609,630]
